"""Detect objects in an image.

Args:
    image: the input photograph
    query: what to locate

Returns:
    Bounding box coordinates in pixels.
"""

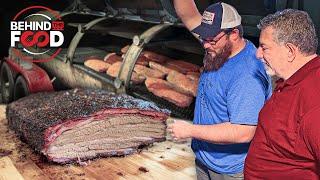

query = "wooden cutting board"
[0,105,196,180]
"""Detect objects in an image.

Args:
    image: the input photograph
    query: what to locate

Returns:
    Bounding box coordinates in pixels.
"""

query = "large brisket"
[103,53,122,64]
[167,71,198,97]
[7,89,170,164]
[165,60,200,74]
[106,62,146,84]
[84,59,111,72]
[134,64,166,79]
[149,61,172,75]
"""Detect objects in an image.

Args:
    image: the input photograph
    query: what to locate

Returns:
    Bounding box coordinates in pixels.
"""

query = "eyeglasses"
[200,29,233,46]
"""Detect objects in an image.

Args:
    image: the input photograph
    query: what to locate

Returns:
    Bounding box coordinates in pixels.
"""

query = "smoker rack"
[66,47,197,120]
[51,44,197,120]
[22,1,201,120]
[128,84,195,120]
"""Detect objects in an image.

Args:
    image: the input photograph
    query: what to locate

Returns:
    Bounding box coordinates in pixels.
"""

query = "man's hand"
[167,120,193,140]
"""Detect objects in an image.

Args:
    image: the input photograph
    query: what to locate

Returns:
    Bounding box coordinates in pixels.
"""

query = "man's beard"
[203,41,232,72]
[263,63,276,76]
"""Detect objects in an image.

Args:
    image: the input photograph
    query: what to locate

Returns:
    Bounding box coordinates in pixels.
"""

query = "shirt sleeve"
[227,74,269,125]
[302,106,320,161]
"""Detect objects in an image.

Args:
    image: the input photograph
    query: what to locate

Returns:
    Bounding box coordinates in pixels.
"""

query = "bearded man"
[168,1,272,180]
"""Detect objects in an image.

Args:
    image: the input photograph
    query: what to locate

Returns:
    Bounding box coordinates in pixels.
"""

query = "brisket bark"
[7,89,170,164]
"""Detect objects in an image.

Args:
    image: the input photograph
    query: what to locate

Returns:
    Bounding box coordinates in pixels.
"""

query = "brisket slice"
[7,89,170,164]
[84,59,111,73]
[145,78,193,108]
[167,71,198,97]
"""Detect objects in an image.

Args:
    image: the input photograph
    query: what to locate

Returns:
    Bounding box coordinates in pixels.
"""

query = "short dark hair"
[258,9,318,55]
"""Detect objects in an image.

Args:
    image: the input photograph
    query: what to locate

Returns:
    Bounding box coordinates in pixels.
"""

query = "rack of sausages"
[84,45,200,108]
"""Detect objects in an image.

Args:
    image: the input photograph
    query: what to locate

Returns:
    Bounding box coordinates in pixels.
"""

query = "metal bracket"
[115,23,172,93]
[65,17,108,63]
[113,78,123,89]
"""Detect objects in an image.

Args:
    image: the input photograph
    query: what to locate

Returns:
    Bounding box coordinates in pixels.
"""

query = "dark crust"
[7,88,170,153]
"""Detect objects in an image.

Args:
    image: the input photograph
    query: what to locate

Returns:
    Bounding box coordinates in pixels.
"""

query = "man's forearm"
[173,0,202,30]
[189,122,256,144]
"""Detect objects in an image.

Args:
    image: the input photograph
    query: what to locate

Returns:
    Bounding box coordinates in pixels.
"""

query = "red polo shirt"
[245,56,320,180]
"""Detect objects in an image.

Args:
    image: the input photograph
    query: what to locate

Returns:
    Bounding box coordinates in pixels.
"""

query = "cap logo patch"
[202,11,215,25]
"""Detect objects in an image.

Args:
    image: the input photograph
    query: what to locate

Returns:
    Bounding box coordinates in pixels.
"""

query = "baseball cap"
[192,2,241,39]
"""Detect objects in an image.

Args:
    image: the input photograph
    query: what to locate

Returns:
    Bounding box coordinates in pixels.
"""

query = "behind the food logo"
[11,16,64,51]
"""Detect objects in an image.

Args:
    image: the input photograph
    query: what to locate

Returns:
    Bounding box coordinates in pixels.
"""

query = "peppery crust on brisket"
[6,89,170,156]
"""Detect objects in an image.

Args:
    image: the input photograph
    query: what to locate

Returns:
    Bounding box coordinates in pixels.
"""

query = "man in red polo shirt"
[244,9,320,179]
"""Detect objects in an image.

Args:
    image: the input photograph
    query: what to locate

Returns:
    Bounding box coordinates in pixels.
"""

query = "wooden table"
[0,105,196,180]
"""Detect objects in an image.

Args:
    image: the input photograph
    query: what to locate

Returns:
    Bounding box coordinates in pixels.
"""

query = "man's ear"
[230,29,240,41]
[286,43,297,62]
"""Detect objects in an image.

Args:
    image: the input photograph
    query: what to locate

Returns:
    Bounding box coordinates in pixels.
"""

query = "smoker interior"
[54,14,203,119]
[77,21,203,119]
